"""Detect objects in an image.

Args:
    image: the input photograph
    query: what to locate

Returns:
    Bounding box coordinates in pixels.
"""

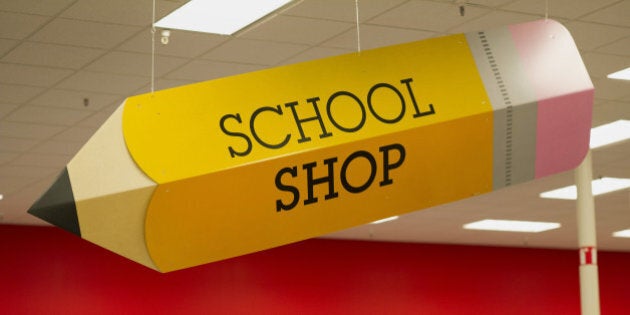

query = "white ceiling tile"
[596,164,630,180]
[202,39,308,66]
[0,137,40,152]
[2,42,104,69]
[29,89,123,111]
[165,60,264,82]
[86,51,188,77]
[592,148,628,167]
[592,77,630,101]
[7,211,52,226]
[0,151,18,164]
[0,175,37,194]
[0,84,45,103]
[597,36,630,56]
[119,28,228,58]
[0,103,18,118]
[503,0,620,19]
[369,1,490,32]
[51,126,97,144]
[286,0,407,22]
[133,78,197,94]
[0,0,75,16]
[76,104,119,127]
[57,71,149,95]
[61,0,182,26]
[0,63,73,87]
[467,0,514,6]
[5,105,92,126]
[448,10,539,34]
[31,139,86,155]
[0,174,60,224]
[29,18,141,49]
[0,121,65,139]
[0,11,49,39]
[322,24,436,50]
[592,101,630,125]
[564,21,629,51]
[240,15,353,45]
[0,38,19,56]
[603,158,630,177]
[582,52,629,78]
[581,1,630,27]
[11,152,71,168]
[153,78,195,90]
[281,46,353,65]
[0,165,59,178]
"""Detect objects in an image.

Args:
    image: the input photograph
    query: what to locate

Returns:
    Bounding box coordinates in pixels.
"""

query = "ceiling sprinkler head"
[161,29,171,45]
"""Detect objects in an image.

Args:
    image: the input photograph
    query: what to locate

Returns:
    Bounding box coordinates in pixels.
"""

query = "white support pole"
[575,150,600,315]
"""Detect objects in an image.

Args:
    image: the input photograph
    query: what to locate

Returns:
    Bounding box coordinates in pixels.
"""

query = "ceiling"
[0,0,628,252]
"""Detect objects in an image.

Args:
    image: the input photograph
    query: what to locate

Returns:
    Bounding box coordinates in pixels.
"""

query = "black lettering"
[326,91,366,133]
[285,98,333,143]
[303,157,338,205]
[401,78,435,118]
[219,113,252,158]
[367,83,406,124]
[340,151,376,193]
[379,143,406,186]
[250,105,291,149]
[275,166,300,211]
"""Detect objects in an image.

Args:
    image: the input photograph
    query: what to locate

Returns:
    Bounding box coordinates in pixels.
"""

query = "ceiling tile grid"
[0,11,49,40]
[0,0,628,251]
[0,0,76,16]
[2,42,105,70]
[201,38,310,66]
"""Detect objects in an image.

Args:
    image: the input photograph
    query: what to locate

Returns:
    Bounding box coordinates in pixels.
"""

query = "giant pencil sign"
[29,20,593,272]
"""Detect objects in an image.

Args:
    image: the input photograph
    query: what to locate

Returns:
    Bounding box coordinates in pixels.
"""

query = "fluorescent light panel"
[370,216,399,224]
[612,229,630,238]
[155,0,292,35]
[540,177,630,200]
[463,219,560,233]
[607,67,630,80]
[590,120,630,149]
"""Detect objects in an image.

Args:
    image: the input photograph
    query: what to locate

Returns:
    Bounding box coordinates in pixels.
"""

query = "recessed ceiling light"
[612,229,630,238]
[463,219,560,233]
[0,194,3,201]
[155,0,293,35]
[590,120,630,149]
[540,177,630,200]
[607,67,630,81]
[370,216,399,224]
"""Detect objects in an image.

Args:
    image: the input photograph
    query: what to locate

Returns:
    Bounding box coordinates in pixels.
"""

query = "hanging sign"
[29,19,593,272]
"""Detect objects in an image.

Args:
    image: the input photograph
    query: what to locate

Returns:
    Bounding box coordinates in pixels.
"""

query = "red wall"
[1,224,628,314]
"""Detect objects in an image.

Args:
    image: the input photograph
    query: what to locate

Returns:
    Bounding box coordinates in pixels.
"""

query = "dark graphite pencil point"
[28,168,81,236]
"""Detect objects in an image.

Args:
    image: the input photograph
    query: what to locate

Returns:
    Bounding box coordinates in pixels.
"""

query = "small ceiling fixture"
[155,0,293,35]
[160,29,171,45]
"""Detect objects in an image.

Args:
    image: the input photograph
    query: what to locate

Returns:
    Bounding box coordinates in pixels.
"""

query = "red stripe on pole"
[579,247,597,265]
